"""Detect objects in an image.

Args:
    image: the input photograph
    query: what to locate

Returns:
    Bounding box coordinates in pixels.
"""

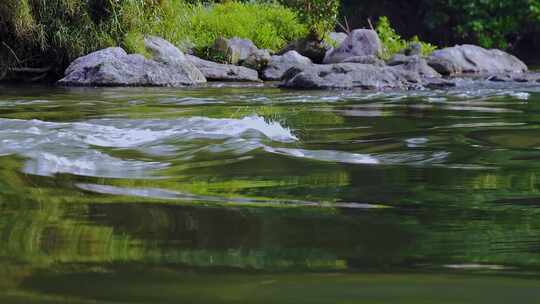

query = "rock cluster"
[59,32,530,90]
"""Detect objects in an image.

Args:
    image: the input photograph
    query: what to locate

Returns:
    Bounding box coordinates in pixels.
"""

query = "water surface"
[1,83,540,302]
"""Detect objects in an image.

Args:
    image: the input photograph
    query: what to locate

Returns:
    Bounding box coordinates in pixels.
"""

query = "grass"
[0,0,307,79]
[376,16,438,60]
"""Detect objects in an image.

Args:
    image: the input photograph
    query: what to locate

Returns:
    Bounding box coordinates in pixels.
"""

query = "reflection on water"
[1,84,540,302]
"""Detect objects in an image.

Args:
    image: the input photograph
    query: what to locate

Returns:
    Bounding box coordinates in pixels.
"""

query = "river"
[1,83,540,303]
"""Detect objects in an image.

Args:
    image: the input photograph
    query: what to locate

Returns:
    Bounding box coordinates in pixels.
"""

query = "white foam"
[264,147,380,165]
[0,115,297,177]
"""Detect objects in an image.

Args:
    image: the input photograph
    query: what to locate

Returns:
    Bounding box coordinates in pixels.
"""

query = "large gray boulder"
[212,37,258,65]
[280,63,416,90]
[323,29,382,64]
[262,51,312,81]
[186,55,260,82]
[58,43,206,87]
[144,36,206,82]
[427,44,528,75]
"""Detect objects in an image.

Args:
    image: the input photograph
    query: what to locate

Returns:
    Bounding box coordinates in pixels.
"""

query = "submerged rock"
[428,44,527,75]
[323,29,382,64]
[262,51,312,81]
[58,42,206,87]
[186,55,260,82]
[280,63,415,90]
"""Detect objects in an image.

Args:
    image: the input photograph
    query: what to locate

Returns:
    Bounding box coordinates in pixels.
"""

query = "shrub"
[376,16,437,60]
[0,0,168,77]
[0,0,307,80]
[425,0,540,50]
[278,0,340,39]
[183,1,307,52]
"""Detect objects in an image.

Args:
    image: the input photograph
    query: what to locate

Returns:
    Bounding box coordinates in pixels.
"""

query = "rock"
[143,36,205,82]
[186,54,260,82]
[387,53,411,66]
[424,77,456,89]
[212,37,258,65]
[342,55,384,66]
[323,29,382,64]
[428,44,527,75]
[328,32,348,46]
[280,63,416,90]
[241,49,272,71]
[487,75,512,82]
[394,56,441,78]
[513,76,529,83]
[426,56,461,76]
[278,38,330,64]
[262,51,312,81]
[487,73,533,83]
[58,45,206,87]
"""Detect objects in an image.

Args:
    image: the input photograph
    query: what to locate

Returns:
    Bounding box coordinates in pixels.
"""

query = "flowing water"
[1,82,540,303]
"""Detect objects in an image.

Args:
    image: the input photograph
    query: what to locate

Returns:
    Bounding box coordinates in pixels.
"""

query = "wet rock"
[513,76,529,83]
[427,44,527,76]
[323,29,382,64]
[212,37,258,65]
[186,55,260,82]
[278,37,330,64]
[280,63,414,90]
[487,75,512,82]
[487,72,540,83]
[262,51,312,81]
[424,77,456,89]
[241,49,272,71]
[58,43,206,87]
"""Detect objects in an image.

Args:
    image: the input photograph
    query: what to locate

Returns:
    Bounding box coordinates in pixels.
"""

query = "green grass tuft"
[376,16,437,60]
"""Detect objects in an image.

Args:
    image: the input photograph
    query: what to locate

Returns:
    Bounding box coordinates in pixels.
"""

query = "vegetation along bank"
[0,0,537,89]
